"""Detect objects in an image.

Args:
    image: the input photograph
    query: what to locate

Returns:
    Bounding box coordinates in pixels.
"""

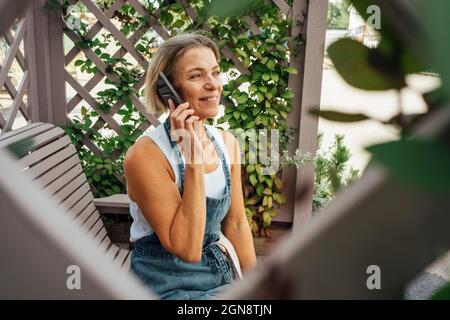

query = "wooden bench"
[0,122,132,271]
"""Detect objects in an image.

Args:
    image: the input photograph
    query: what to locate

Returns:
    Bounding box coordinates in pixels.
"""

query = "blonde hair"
[144,32,221,114]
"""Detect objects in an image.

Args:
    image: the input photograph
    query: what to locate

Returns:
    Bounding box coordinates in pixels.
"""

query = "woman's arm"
[125,102,207,263]
[221,131,257,273]
[125,139,206,263]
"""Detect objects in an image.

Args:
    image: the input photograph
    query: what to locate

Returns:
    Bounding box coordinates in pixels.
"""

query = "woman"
[124,33,257,300]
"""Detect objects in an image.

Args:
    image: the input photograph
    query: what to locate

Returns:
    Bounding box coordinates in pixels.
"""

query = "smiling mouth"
[199,96,218,103]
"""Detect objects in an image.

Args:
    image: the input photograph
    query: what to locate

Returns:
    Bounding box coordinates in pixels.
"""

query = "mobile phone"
[156,72,183,108]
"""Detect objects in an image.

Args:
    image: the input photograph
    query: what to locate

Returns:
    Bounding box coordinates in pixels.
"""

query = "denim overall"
[129,119,233,300]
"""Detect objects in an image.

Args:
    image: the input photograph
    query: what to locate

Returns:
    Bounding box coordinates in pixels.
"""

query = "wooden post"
[277,0,308,223]
[292,0,328,232]
[25,0,66,125]
[278,0,328,231]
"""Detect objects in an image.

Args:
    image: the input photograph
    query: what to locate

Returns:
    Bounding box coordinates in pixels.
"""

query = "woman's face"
[171,46,222,120]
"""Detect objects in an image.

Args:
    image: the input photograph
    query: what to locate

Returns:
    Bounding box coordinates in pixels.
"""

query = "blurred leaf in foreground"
[311,109,372,123]
[328,38,406,91]
[431,282,450,300]
[203,0,262,18]
[367,139,450,196]
[7,138,33,158]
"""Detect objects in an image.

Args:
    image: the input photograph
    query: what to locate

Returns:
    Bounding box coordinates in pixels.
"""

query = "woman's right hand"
[168,99,203,165]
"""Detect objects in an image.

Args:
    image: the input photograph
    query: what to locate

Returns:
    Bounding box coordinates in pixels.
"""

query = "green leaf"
[262,73,270,81]
[311,109,372,123]
[285,66,297,74]
[266,59,276,70]
[233,111,240,120]
[276,44,287,52]
[248,85,258,93]
[245,121,255,129]
[258,86,268,93]
[270,72,279,82]
[249,174,258,186]
[274,176,282,190]
[328,38,406,91]
[273,192,285,204]
[236,48,247,58]
[367,139,450,196]
[281,90,294,99]
[252,106,262,116]
[262,211,272,227]
[172,19,184,28]
[256,185,264,196]
[74,60,84,67]
[236,94,248,104]
[431,283,450,300]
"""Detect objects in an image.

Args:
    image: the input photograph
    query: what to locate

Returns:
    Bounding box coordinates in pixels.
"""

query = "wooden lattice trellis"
[62,0,274,164]
[0,17,30,133]
[61,0,298,190]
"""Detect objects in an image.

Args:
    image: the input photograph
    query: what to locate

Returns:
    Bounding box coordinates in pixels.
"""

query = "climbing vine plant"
[54,0,308,236]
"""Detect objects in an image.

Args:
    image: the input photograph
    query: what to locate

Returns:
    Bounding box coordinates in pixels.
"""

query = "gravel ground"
[404,272,448,300]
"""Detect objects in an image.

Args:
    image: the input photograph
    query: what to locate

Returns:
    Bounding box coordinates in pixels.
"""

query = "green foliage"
[282,133,359,212]
[62,105,142,198]
[327,0,350,29]
[188,0,297,236]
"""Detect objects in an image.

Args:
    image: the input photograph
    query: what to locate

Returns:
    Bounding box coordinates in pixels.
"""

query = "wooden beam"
[4,71,29,131]
[25,0,66,126]
[291,0,328,232]
[277,0,307,223]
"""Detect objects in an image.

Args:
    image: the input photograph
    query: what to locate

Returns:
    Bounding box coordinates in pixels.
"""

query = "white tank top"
[128,123,231,242]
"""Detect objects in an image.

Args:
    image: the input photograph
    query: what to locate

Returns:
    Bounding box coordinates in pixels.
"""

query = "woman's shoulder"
[125,125,168,162]
[124,133,168,174]
[125,137,158,167]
